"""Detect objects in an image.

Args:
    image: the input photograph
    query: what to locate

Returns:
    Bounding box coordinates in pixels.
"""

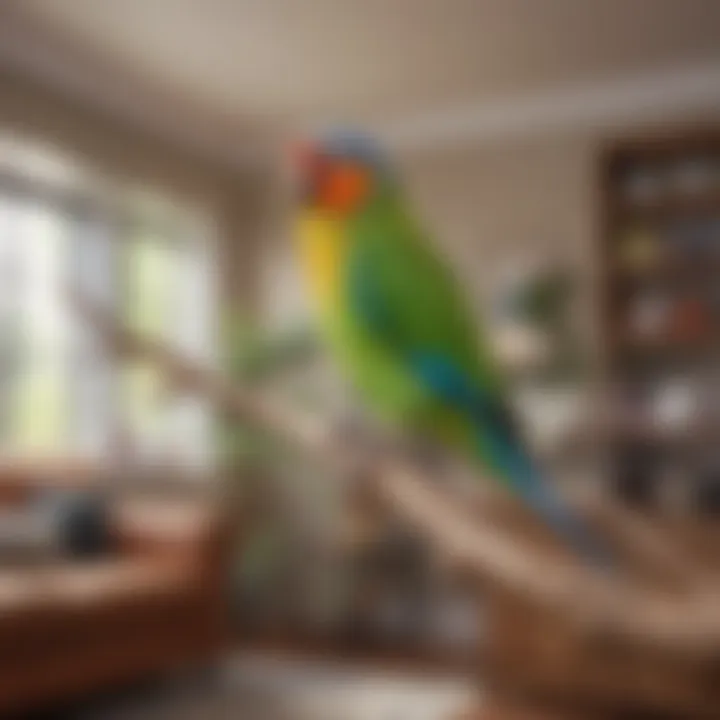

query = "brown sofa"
[0,471,231,716]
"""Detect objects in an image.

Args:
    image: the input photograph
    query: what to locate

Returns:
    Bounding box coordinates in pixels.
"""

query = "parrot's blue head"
[291,129,395,215]
[321,131,389,171]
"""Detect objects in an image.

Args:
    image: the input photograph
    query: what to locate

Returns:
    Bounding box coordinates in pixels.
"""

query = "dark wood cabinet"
[600,126,720,512]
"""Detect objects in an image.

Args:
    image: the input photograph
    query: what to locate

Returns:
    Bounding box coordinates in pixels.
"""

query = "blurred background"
[0,1,719,718]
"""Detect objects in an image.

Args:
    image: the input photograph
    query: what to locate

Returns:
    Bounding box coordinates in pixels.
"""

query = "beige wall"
[401,138,596,279]
[396,136,603,374]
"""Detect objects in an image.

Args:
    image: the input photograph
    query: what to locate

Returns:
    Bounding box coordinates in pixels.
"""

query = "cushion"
[0,490,113,565]
[36,489,113,559]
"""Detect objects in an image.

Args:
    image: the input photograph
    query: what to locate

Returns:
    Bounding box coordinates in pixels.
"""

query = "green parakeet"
[291,132,609,564]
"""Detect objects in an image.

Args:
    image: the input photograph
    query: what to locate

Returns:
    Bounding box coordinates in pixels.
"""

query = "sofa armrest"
[112,498,231,574]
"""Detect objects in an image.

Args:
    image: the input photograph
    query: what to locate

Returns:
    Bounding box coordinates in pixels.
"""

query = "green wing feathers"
[346,202,505,390]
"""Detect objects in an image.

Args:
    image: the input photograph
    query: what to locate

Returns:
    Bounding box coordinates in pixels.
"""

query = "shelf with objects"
[601,127,720,514]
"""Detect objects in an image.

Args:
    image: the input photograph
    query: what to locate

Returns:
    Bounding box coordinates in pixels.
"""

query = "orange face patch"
[319,163,369,213]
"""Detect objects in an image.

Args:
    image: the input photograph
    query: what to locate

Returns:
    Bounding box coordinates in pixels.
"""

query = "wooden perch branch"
[69,290,720,662]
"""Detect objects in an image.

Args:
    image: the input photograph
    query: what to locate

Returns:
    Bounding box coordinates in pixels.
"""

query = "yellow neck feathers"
[295,210,347,309]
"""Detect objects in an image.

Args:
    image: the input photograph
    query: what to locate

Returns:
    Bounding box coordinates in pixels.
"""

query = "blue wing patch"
[408,353,518,439]
[349,250,518,439]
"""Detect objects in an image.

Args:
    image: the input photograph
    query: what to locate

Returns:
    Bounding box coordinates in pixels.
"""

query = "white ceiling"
[5,0,720,151]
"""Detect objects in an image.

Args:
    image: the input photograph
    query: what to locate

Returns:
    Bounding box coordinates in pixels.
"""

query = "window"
[0,195,71,455]
[0,132,217,468]
[120,193,217,469]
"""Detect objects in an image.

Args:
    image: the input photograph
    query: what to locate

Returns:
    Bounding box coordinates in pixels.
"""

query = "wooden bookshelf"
[600,126,720,509]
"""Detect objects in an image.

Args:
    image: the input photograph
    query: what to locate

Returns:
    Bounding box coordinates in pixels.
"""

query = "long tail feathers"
[412,357,614,568]
[519,478,614,569]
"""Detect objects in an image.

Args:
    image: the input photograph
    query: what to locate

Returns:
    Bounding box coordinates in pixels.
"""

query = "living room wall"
[399,136,601,354]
